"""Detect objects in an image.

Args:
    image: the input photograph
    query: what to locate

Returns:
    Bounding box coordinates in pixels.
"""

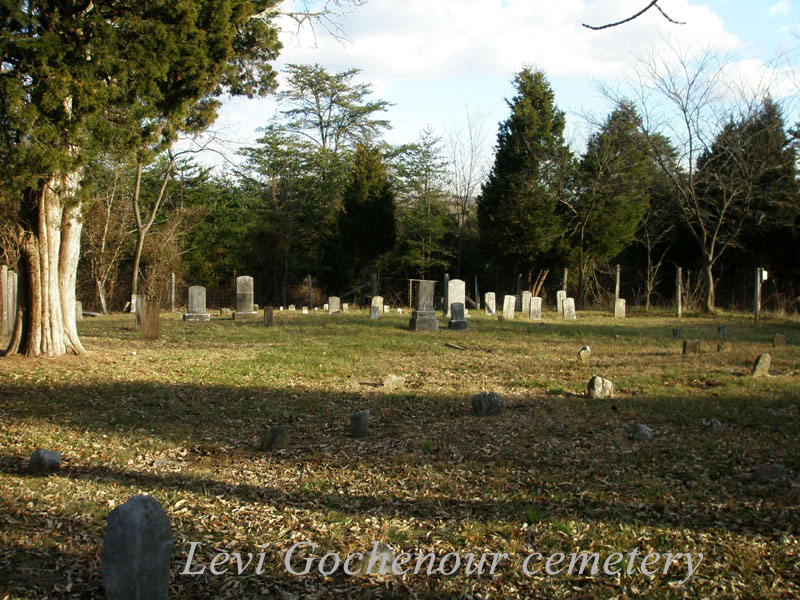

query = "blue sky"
[195,1,800,171]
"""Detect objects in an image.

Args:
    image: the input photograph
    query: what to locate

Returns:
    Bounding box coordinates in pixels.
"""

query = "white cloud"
[769,1,791,17]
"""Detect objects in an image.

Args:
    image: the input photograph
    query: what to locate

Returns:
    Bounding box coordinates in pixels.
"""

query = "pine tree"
[477,68,574,291]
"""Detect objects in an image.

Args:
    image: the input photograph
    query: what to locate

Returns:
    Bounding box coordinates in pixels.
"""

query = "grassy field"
[1,307,798,599]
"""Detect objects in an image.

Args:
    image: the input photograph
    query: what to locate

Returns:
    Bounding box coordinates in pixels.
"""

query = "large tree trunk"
[5,174,87,357]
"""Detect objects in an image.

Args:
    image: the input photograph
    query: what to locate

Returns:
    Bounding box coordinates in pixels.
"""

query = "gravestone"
[556,290,567,315]
[501,295,516,320]
[288,304,296,311]
[371,296,383,311]
[471,391,504,416]
[233,276,258,320]
[263,305,274,327]
[672,328,683,339]
[369,305,380,320]
[342,303,349,312]
[384,304,390,313]
[328,297,341,314]
[718,324,727,337]
[529,297,542,320]
[446,279,465,318]
[140,301,160,341]
[752,353,771,377]
[484,292,496,315]
[324,303,329,311]
[578,346,591,364]
[75,301,83,321]
[408,280,439,332]
[586,376,614,399]
[683,339,701,355]
[29,449,61,474]
[183,286,211,322]
[515,293,522,312]
[301,306,309,314]
[383,374,406,391]
[562,298,576,320]
[259,426,289,451]
[1,265,7,335]
[632,423,655,443]
[448,302,468,330]
[773,333,787,347]
[102,495,172,600]
[521,291,532,317]
[134,294,147,327]
[350,410,371,438]
[614,298,626,318]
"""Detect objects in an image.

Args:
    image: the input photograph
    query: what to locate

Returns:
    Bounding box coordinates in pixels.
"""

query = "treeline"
[63,53,800,313]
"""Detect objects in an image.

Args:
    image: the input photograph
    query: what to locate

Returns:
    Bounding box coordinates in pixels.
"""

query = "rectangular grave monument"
[448,302,468,330]
[530,297,542,320]
[328,296,341,314]
[563,297,576,320]
[446,279,465,318]
[556,290,567,315]
[502,295,516,320]
[141,300,160,340]
[614,298,626,319]
[409,279,439,331]
[233,276,258,320]
[484,292,496,315]
[521,291,532,317]
[183,286,211,322]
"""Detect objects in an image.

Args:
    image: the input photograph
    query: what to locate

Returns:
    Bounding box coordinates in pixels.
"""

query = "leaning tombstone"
[501,295,516,320]
[448,302,468,330]
[614,298,626,318]
[752,353,771,377]
[263,305,274,327]
[102,495,173,600]
[328,296,341,314]
[233,276,258,320]
[484,292,496,315]
[446,279,466,318]
[562,298,576,320]
[556,290,567,315]
[183,286,211,322]
[521,291,532,317]
[369,305,380,320]
[141,301,160,341]
[578,346,591,364]
[409,280,439,331]
[529,297,542,320]
[350,410,371,438]
[75,301,83,321]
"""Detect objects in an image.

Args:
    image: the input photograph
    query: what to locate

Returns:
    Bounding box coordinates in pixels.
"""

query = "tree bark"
[703,257,715,313]
[5,173,87,357]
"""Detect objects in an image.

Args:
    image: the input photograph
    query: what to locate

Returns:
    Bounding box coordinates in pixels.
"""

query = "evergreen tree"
[477,68,574,291]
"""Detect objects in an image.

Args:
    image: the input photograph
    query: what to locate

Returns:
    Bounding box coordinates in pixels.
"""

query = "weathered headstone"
[369,305,380,320]
[328,297,341,314]
[75,301,83,321]
[408,280,439,331]
[183,286,211,322]
[773,333,787,347]
[349,542,396,576]
[632,423,655,442]
[323,303,329,311]
[384,304,390,313]
[446,279,465,318]
[259,426,289,451]
[529,296,542,320]
[233,276,258,320]
[556,290,567,315]
[29,449,61,474]
[288,304,296,311]
[342,303,349,312]
[521,291,532,317]
[448,302,468,330]
[709,418,723,430]
[383,374,406,391]
[501,295,516,320]
[471,391,504,416]
[562,298,576,320]
[141,301,160,341]
[484,292,496,315]
[683,339,701,355]
[514,293,522,312]
[586,376,613,399]
[718,324,727,337]
[301,306,309,314]
[102,495,173,600]
[614,298,626,319]
[371,296,383,311]
[263,305,274,327]
[752,353,771,377]
[350,410,371,438]
[578,346,591,364]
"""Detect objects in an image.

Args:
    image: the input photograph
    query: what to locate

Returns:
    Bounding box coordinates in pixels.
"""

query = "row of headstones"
[1,265,19,336]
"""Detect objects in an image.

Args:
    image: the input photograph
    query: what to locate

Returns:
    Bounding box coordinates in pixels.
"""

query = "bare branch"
[583,1,685,31]
[253,0,368,44]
